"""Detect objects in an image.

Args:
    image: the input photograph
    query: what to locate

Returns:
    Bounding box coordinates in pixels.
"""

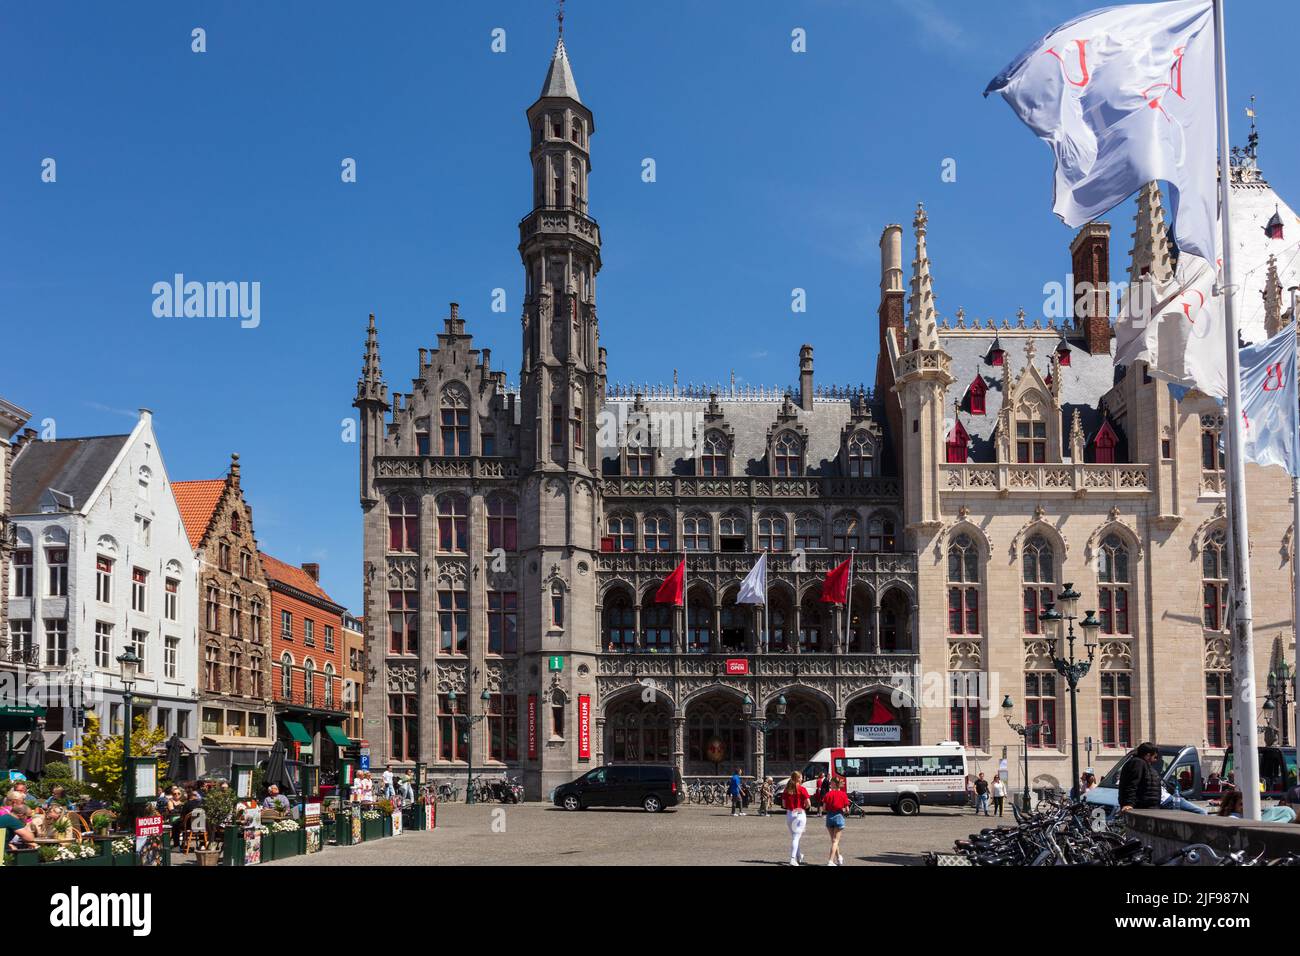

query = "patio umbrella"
[163,733,183,782]
[264,739,295,795]
[17,732,46,780]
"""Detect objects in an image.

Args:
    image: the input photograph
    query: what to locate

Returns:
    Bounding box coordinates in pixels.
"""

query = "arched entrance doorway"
[845,691,916,746]
[684,692,746,775]
[605,694,673,763]
[763,693,827,776]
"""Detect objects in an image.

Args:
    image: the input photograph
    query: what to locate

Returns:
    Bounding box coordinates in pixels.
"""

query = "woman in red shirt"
[821,777,850,866]
[781,771,811,866]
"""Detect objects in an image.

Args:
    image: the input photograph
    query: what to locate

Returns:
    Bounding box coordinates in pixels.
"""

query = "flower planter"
[383,816,394,838]
[361,816,385,841]
[267,829,301,860]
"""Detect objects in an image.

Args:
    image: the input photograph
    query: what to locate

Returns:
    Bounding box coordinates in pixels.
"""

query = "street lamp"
[1001,695,1047,809]
[1039,582,1099,801]
[1264,659,1292,746]
[448,688,491,804]
[116,647,141,822]
[743,694,786,782]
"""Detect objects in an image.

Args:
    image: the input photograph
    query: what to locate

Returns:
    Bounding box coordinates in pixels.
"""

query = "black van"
[552,764,683,812]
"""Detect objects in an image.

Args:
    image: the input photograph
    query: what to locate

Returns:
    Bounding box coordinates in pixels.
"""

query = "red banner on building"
[578,694,591,760]
[724,658,749,675]
[527,694,538,759]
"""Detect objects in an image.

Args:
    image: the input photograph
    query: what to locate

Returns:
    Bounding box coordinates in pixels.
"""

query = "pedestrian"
[382,766,395,800]
[821,776,850,866]
[729,767,746,816]
[1118,741,1164,812]
[400,775,415,805]
[991,774,1006,817]
[973,772,990,816]
[812,771,829,817]
[781,771,810,866]
[1216,790,1244,818]
[758,776,774,817]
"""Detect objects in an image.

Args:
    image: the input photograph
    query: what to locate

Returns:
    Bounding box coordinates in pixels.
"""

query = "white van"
[777,742,968,816]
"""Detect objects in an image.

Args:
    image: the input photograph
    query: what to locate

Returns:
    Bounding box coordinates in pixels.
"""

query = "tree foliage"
[68,715,167,806]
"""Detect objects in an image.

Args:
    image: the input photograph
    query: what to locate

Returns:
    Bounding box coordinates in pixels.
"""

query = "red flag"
[654,559,685,606]
[867,696,895,724]
[820,558,850,604]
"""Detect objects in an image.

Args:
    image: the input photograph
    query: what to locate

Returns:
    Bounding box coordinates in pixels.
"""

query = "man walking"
[973,772,990,816]
[729,768,746,816]
[1118,742,1164,812]
[382,766,395,800]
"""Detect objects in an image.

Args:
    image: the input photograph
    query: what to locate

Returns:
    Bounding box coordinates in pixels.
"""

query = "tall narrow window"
[794,515,822,550]
[487,496,518,551]
[387,494,419,553]
[44,619,67,667]
[488,591,518,655]
[488,695,519,761]
[389,585,418,655]
[1202,528,1228,631]
[949,672,982,747]
[390,695,418,761]
[642,514,672,552]
[683,514,711,551]
[94,622,113,669]
[758,514,787,552]
[165,578,179,621]
[1205,670,1232,748]
[438,695,463,761]
[832,513,860,552]
[572,403,583,450]
[1021,535,1055,633]
[207,645,222,691]
[773,432,802,477]
[1024,672,1057,746]
[230,591,242,638]
[131,567,148,613]
[1202,423,1224,471]
[551,583,565,629]
[1098,534,1131,634]
[947,534,980,634]
[11,549,32,598]
[700,431,729,476]
[440,385,470,456]
[279,654,293,699]
[626,444,653,476]
[46,549,68,597]
[437,495,469,553]
[607,514,635,552]
[551,403,565,446]
[438,585,469,654]
[1016,419,1048,463]
[846,431,874,477]
[1100,672,1133,748]
[867,514,896,553]
[94,556,113,604]
[206,586,220,631]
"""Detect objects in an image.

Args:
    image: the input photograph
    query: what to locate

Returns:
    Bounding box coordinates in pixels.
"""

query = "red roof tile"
[172,479,227,550]
[260,551,339,606]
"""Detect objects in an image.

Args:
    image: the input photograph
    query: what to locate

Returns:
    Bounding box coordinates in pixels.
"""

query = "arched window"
[947,533,980,634]
[642,595,673,651]
[1098,534,1130,634]
[867,514,896,553]
[230,509,241,534]
[1202,419,1224,471]
[437,494,468,553]
[847,431,875,477]
[642,513,672,552]
[687,596,711,653]
[607,514,636,552]
[758,513,787,552]
[719,511,747,551]
[832,513,860,552]
[1202,529,1228,631]
[137,466,152,500]
[304,660,316,706]
[773,432,802,477]
[604,593,636,651]
[686,698,745,766]
[683,514,711,552]
[794,514,822,550]
[387,494,419,553]
[765,699,822,766]
[440,384,470,456]
[550,582,565,629]
[1022,534,1055,633]
[967,375,987,416]
[250,656,264,698]
[701,431,729,476]
[799,594,825,652]
[487,495,517,552]
[279,653,293,700]
[323,663,335,709]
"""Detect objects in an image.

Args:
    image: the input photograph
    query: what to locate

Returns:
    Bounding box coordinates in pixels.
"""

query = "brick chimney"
[878,224,905,354]
[301,562,320,582]
[799,344,814,411]
[229,452,241,488]
[1070,223,1112,354]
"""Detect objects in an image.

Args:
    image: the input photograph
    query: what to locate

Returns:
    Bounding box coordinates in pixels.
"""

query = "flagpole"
[682,550,689,653]
[844,549,855,652]
[1292,291,1300,757]
[764,551,770,654]
[1213,0,1262,820]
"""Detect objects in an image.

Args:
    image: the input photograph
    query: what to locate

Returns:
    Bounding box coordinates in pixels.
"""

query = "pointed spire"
[907,202,940,351]
[1264,255,1284,337]
[356,312,389,406]
[1129,182,1173,287]
[540,37,581,103]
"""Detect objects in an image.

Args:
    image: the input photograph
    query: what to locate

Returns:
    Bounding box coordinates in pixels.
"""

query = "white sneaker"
[738,812,746,816]
[788,857,799,866]
[798,852,805,864]
[836,853,844,865]
[827,860,838,866]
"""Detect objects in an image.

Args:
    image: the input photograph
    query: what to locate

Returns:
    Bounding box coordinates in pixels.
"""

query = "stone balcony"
[518,206,601,248]
[374,456,520,481]
[600,475,901,501]
[941,462,1151,495]
[596,550,916,578]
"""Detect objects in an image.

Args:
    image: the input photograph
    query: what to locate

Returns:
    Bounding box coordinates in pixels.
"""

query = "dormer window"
[988,338,1005,366]
[967,374,987,416]
[846,431,875,477]
[1017,420,1048,463]
[626,444,653,476]
[773,431,803,477]
[700,431,729,477]
[1057,343,1072,366]
[946,420,969,463]
[1092,420,1119,464]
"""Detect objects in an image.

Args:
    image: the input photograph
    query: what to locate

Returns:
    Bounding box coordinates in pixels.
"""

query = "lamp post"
[1264,659,1292,747]
[743,694,786,782]
[116,647,141,823]
[1001,695,1047,809]
[1039,583,1100,801]
[448,689,491,804]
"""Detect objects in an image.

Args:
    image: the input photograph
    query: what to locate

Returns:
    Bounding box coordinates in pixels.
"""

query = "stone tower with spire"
[517,28,605,797]
[894,204,953,532]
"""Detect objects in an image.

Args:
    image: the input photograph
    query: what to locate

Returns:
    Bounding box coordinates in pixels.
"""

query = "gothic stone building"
[356,37,1298,798]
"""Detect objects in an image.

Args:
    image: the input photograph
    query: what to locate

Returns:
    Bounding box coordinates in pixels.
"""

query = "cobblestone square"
[267,802,988,866]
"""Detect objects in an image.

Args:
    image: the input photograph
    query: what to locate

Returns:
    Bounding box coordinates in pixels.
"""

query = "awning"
[282,721,312,744]
[324,725,352,747]
[203,734,277,749]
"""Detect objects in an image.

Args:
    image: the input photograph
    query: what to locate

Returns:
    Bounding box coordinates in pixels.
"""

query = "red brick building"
[261,553,350,771]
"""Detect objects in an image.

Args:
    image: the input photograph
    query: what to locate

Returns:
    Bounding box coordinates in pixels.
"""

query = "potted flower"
[268,818,301,859]
[90,811,115,837]
[51,817,73,843]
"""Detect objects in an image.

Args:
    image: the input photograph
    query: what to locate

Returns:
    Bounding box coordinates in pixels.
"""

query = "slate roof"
[9,435,130,515]
[599,397,881,477]
[540,38,581,102]
[1226,171,1300,343]
[260,552,343,609]
[172,479,227,550]
[941,329,1120,461]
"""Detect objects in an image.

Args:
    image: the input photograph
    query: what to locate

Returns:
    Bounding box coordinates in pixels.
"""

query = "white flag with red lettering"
[1241,323,1299,476]
[985,0,1218,263]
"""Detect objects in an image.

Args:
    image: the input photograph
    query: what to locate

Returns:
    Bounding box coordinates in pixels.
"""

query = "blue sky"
[3,0,1295,611]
